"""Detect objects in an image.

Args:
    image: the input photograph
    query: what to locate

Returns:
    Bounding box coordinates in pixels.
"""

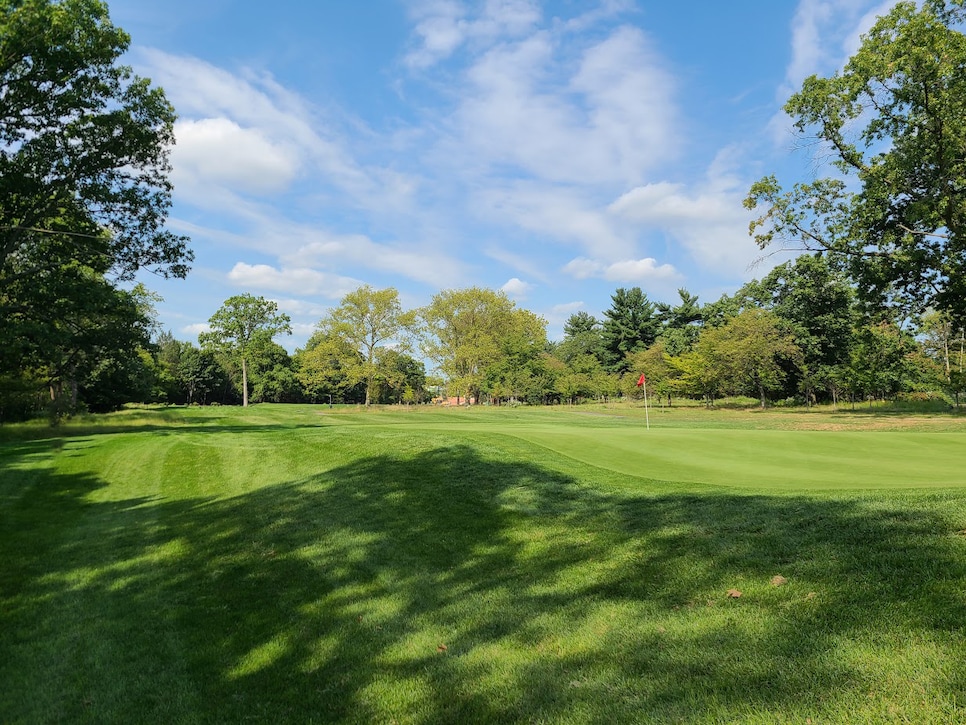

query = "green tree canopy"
[201,295,291,407]
[417,287,546,403]
[601,287,657,372]
[0,0,191,283]
[320,285,410,407]
[697,309,802,408]
[745,0,966,324]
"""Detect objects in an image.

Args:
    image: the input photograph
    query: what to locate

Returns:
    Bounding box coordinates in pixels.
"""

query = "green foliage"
[0,0,190,418]
[556,312,605,365]
[178,346,231,405]
[746,0,966,323]
[601,287,657,372]
[0,0,191,282]
[418,287,547,403]
[294,333,363,404]
[680,309,802,408]
[201,294,291,407]
[373,347,426,404]
[319,285,409,407]
[748,255,858,402]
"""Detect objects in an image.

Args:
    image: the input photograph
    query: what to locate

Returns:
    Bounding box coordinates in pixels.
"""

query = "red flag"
[636,373,646,387]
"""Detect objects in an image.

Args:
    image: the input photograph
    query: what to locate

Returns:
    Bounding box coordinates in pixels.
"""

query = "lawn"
[2,403,966,723]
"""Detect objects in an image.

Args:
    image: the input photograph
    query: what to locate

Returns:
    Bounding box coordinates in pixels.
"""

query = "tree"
[178,345,228,406]
[319,285,409,407]
[919,310,966,405]
[745,0,966,324]
[698,309,802,408]
[750,255,858,403]
[0,0,190,285]
[201,295,291,407]
[556,311,604,365]
[294,332,362,404]
[417,287,544,404]
[625,341,677,405]
[601,287,657,372]
[656,288,703,356]
[667,347,722,408]
[5,265,156,414]
[245,336,300,404]
[483,308,548,404]
[373,348,426,404]
[848,320,916,406]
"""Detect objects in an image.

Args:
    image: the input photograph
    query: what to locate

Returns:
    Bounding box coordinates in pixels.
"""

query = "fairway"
[3,404,966,723]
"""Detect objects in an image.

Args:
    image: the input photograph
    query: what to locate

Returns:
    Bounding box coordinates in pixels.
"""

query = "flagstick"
[643,381,650,430]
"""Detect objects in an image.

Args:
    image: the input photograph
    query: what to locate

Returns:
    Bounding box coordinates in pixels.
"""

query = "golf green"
[368,422,966,490]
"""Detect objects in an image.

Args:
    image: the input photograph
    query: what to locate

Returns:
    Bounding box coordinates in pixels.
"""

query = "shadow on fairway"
[3,443,966,722]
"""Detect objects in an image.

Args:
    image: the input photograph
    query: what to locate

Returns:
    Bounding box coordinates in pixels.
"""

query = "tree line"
[4,251,964,421]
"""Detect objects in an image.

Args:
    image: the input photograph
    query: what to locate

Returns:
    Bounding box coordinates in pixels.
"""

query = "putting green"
[416,424,966,490]
[515,427,966,489]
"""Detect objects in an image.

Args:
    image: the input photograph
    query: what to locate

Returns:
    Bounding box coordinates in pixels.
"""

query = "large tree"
[744,255,858,402]
[0,0,190,284]
[656,288,703,356]
[745,0,966,324]
[601,287,657,372]
[294,332,362,404]
[417,287,546,404]
[556,311,604,365]
[201,295,291,407]
[319,285,409,407]
[697,309,802,408]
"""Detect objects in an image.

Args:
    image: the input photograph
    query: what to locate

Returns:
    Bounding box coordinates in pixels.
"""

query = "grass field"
[3,402,966,723]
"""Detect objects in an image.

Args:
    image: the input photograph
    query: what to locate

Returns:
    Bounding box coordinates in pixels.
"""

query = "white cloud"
[544,300,587,338]
[182,322,211,338]
[227,262,362,299]
[608,147,766,275]
[285,233,465,287]
[291,322,318,338]
[550,301,585,317]
[476,182,633,260]
[448,26,677,186]
[404,0,541,68]
[500,277,533,298]
[485,246,551,283]
[172,118,299,194]
[134,49,397,206]
[270,298,330,318]
[405,0,467,68]
[563,256,679,283]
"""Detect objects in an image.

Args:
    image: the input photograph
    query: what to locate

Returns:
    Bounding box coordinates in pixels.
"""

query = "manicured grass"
[3,403,966,722]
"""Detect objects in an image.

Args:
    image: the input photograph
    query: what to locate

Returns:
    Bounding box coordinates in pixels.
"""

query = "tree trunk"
[242,356,249,407]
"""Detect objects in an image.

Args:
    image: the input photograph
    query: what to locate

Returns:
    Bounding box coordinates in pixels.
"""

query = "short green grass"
[3,403,966,723]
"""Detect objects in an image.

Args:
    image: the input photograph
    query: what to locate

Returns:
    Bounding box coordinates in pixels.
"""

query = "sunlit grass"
[2,403,966,722]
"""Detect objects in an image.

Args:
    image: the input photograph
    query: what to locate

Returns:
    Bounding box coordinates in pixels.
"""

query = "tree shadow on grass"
[3,442,966,722]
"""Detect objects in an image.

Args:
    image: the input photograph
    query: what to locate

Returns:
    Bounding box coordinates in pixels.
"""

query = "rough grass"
[2,403,966,723]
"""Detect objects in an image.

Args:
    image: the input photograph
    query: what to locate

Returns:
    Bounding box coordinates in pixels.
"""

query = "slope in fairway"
[483,426,966,490]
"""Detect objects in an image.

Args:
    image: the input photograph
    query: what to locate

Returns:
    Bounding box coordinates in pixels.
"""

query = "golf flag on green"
[636,373,646,387]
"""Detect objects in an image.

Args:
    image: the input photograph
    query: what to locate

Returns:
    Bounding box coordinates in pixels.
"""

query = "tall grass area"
[3,403,966,723]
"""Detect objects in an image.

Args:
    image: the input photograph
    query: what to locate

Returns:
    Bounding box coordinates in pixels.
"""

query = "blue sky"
[110,0,900,349]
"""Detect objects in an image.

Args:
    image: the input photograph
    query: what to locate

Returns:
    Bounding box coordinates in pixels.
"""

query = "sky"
[107,0,902,350]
